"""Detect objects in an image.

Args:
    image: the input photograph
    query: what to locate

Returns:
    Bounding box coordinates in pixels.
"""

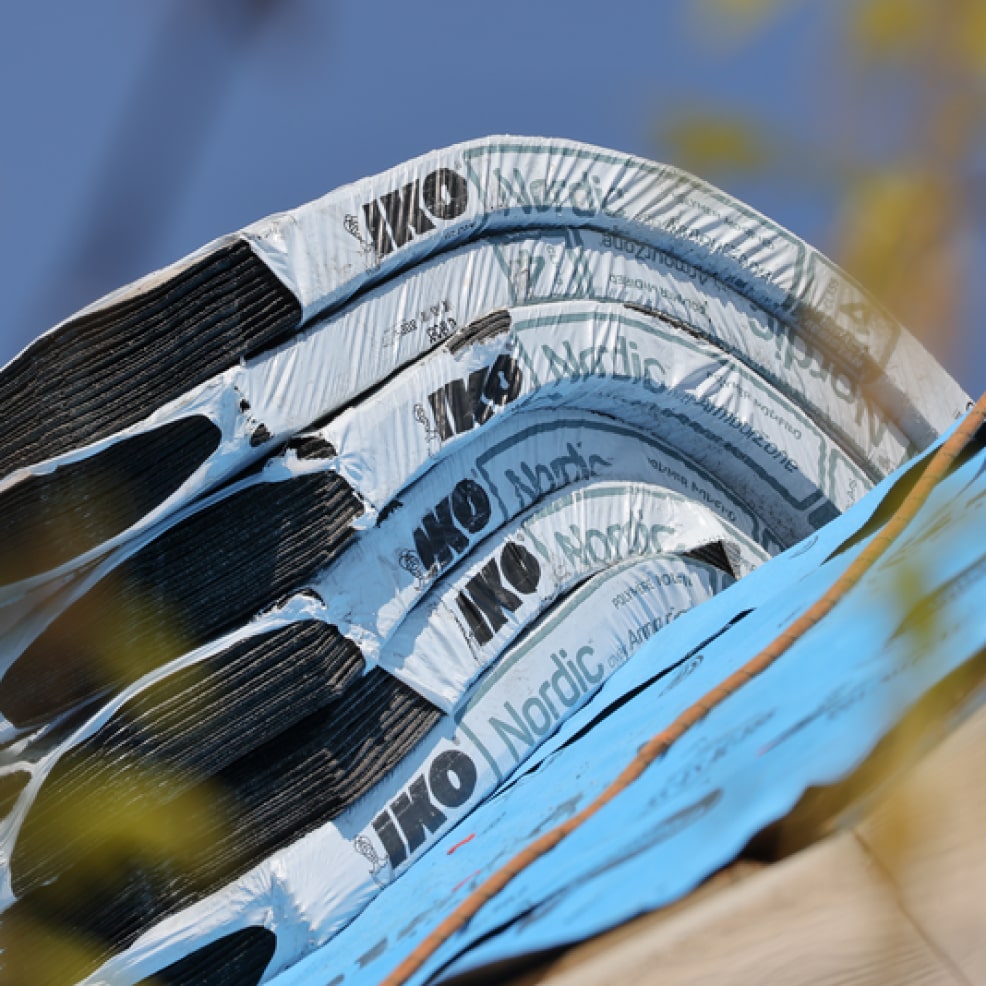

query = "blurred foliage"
[660,2,986,974]
[660,0,986,368]
[662,117,770,176]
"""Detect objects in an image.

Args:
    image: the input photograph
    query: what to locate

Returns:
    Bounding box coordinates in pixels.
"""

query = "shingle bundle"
[0,137,967,985]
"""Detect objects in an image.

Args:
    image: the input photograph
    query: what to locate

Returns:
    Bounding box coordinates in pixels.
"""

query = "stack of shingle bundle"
[0,138,968,985]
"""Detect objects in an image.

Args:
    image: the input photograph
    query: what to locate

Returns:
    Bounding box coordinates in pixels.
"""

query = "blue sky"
[2,0,983,395]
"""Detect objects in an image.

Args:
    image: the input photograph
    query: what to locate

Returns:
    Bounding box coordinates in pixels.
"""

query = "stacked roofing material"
[0,137,971,986]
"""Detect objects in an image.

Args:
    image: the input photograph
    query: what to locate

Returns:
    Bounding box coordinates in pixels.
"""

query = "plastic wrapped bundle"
[0,137,970,986]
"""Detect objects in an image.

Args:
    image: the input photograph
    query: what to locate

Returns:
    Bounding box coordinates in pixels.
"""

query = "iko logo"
[362,168,469,258]
[412,478,492,575]
[423,354,524,443]
[370,749,478,869]
[456,540,541,646]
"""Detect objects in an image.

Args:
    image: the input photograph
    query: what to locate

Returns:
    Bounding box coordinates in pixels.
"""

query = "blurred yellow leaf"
[704,0,789,17]
[689,0,793,43]
[50,766,229,878]
[957,0,986,75]
[1,911,106,985]
[834,168,960,352]
[837,170,932,280]
[662,116,768,177]
[850,0,931,60]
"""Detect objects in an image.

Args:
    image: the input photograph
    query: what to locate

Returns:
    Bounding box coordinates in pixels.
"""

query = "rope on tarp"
[380,392,986,986]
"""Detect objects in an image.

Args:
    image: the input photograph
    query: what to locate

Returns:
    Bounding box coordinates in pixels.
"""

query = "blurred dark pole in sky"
[26,0,287,336]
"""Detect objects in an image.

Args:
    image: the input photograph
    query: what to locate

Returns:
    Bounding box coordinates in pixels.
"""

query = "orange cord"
[380,395,986,986]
